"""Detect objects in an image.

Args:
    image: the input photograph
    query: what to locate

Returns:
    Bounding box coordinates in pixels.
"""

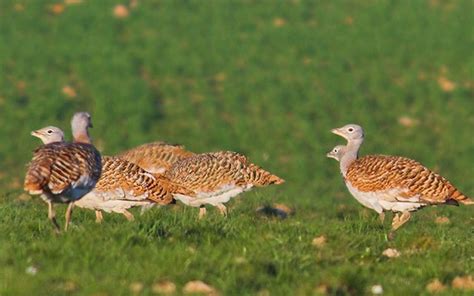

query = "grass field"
[0,0,473,295]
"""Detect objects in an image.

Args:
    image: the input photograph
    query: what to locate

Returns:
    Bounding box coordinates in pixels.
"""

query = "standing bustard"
[32,126,185,223]
[24,113,102,232]
[117,142,194,174]
[164,151,285,218]
[328,124,473,233]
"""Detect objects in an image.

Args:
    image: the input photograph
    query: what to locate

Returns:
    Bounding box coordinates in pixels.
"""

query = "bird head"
[326,145,346,161]
[330,124,364,141]
[31,126,65,144]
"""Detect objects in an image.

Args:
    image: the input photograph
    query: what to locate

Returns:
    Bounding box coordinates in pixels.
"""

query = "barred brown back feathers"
[165,151,284,191]
[345,155,472,205]
[24,142,101,197]
[93,156,176,204]
[117,142,194,173]
[164,151,284,218]
[75,155,187,222]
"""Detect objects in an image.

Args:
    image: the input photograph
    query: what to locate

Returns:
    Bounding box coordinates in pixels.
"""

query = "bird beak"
[331,127,344,137]
[89,122,93,128]
[30,130,41,138]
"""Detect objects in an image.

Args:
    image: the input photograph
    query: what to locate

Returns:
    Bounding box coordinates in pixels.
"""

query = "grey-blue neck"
[339,138,363,178]
[71,116,91,144]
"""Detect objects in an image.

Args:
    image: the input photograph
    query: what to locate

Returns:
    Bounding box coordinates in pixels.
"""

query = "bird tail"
[24,159,51,194]
[245,164,285,187]
[451,189,473,205]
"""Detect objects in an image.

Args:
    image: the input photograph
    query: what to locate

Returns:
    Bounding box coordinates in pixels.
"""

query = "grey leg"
[64,202,75,231]
[47,200,61,233]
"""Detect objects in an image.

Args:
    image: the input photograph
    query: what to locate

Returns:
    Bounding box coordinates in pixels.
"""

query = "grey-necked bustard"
[328,124,472,234]
[31,126,185,223]
[24,113,102,232]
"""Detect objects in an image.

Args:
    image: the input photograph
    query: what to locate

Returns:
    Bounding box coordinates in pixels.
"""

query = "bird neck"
[339,138,363,177]
[72,128,91,144]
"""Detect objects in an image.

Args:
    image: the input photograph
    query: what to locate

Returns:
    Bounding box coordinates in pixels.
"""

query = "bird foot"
[379,212,385,224]
[95,210,104,223]
[123,210,135,221]
[198,206,207,219]
[391,211,411,231]
[216,204,228,217]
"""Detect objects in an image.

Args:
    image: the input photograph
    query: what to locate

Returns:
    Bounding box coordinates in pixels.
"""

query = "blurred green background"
[0,0,473,295]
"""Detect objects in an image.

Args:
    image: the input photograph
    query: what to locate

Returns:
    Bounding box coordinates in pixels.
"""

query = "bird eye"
[47,130,53,134]
[348,128,354,132]
[333,149,338,152]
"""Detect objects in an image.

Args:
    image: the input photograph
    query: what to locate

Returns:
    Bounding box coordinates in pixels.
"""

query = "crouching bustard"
[327,124,472,234]
[164,151,285,218]
[24,112,102,232]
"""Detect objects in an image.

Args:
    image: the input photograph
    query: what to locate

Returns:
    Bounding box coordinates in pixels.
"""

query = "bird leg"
[391,211,411,231]
[95,210,104,223]
[216,203,228,217]
[64,202,75,231]
[198,206,207,219]
[122,210,135,221]
[379,212,385,224]
[47,200,61,233]
[139,203,156,215]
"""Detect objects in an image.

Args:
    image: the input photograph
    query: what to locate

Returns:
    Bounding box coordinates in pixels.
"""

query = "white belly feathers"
[345,181,426,213]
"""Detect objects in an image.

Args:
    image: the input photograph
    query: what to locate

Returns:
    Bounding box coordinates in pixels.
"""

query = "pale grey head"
[327,143,359,177]
[331,124,364,142]
[326,145,347,161]
[31,126,65,144]
[71,112,93,144]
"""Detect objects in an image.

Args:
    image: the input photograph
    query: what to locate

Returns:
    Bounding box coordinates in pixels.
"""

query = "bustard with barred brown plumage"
[32,126,186,223]
[328,124,472,233]
[164,151,285,218]
[24,113,102,232]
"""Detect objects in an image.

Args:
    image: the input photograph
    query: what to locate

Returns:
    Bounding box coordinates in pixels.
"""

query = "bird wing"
[94,156,174,204]
[24,142,101,196]
[346,155,456,204]
[164,150,283,194]
[164,152,240,192]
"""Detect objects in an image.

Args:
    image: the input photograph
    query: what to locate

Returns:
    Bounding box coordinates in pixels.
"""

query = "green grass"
[0,0,473,295]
